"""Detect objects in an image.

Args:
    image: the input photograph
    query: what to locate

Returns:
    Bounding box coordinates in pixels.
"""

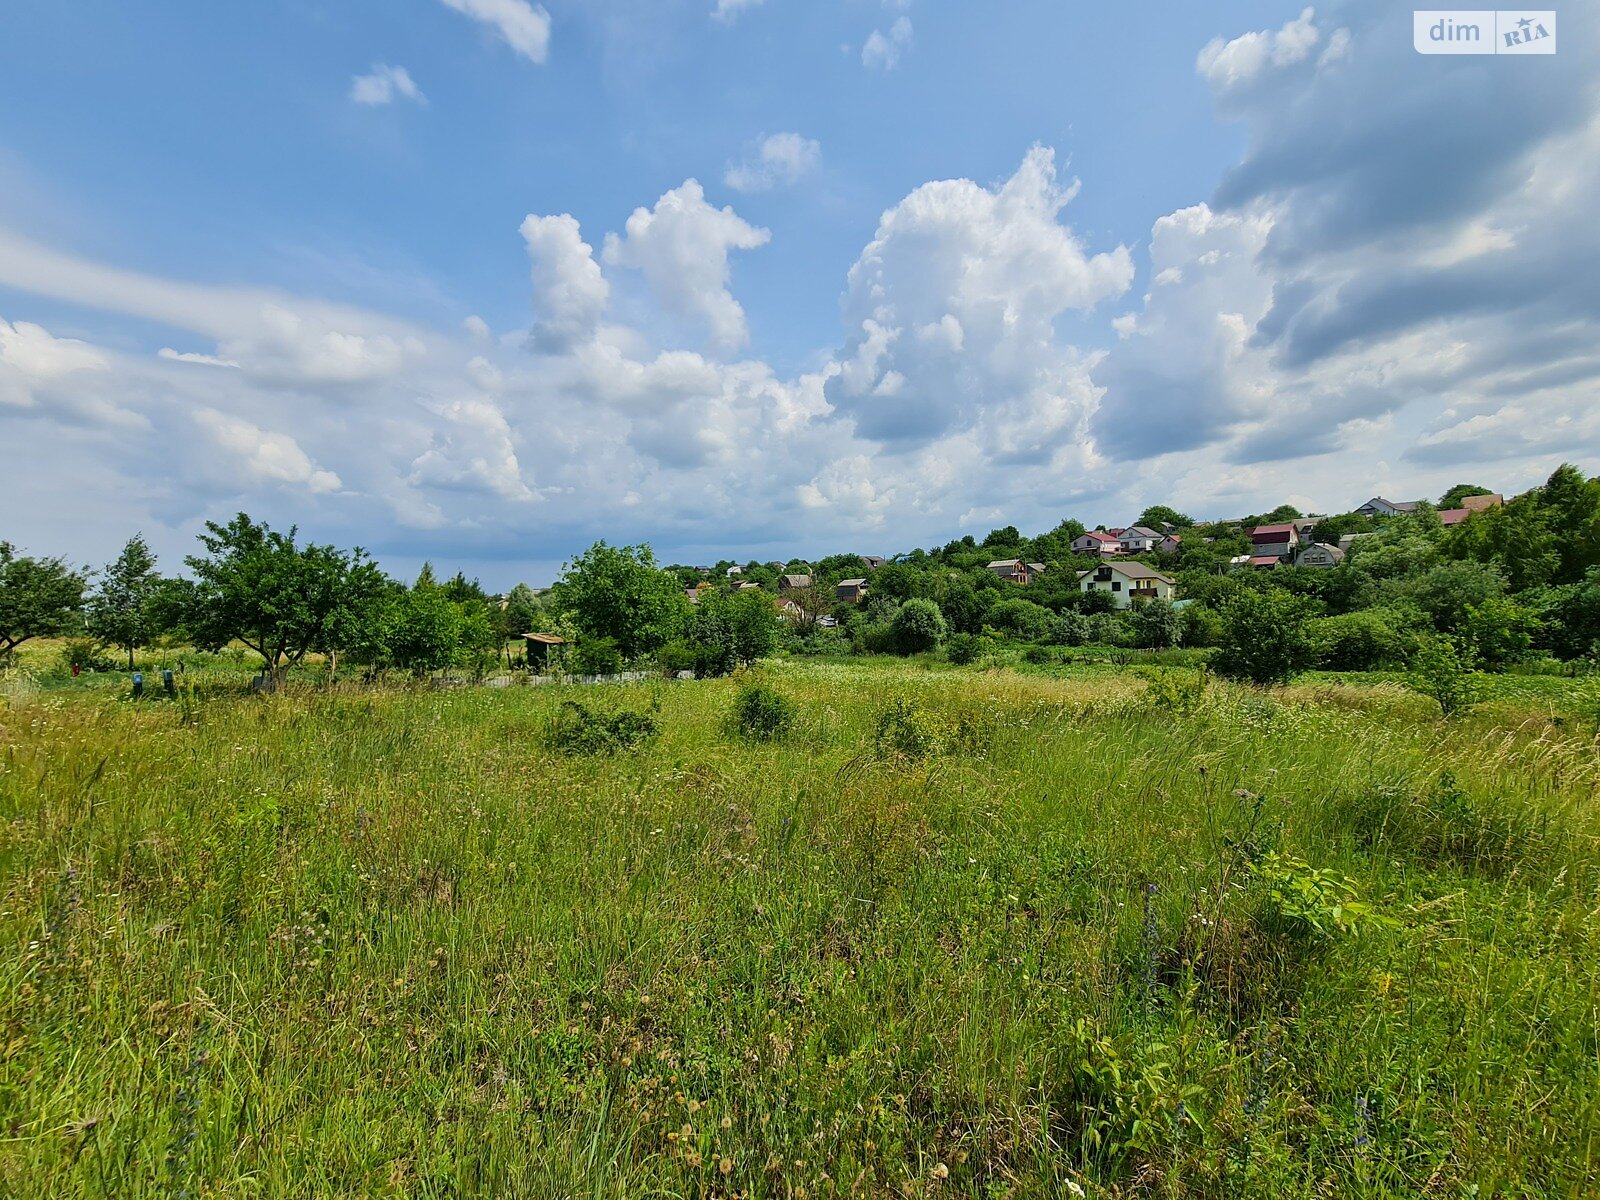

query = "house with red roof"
[1071,530,1121,556]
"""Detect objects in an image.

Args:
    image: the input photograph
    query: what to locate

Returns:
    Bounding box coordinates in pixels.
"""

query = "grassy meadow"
[2,657,1599,1197]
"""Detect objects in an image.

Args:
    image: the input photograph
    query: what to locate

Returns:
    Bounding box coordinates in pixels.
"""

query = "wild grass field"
[2,659,1599,1198]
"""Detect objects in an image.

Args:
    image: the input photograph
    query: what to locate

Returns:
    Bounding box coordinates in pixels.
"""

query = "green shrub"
[58,638,118,674]
[945,632,989,665]
[891,597,947,654]
[727,682,796,741]
[872,693,947,760]
[1247,852,1391,942]
[1407,635,1485,718]
[1214,589,1319,686]
[655,639,700,678]
[1311,610,1410,671]
[572,636,624,677]
[1136,667,1208,714]
[546,699,658,754]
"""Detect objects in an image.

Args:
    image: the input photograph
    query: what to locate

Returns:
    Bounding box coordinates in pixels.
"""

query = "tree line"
[4,463,1598,686]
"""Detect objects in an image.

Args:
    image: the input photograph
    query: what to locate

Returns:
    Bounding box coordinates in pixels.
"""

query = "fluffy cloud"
[439,0,551,63]
[1092,0,1600,478]
[1,318,107,407]
[350,64,426,106]
[408,397,536,502]
[520,214,610,351]
[192,409,343,494]
[863,17,913,70]
[602,181,770,354]
[826,145,1132,450]
[724,133,822,193]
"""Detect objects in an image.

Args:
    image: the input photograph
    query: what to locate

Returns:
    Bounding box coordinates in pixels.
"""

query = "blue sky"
[2,2,1595,586]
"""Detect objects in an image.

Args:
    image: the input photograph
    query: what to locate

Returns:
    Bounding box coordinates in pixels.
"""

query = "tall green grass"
[2,662,1597,1197]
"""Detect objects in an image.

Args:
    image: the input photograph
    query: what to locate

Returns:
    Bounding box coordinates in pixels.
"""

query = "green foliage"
[944,631,991,665]
[184,514,389,674]
[1213,589,1319,686]
[983,597,1055,641]
[1463,595,1539,670]
[1406,635,1485,718]
[571,636,624,676]
[1247,852,1391,941]
[1310,610,1412,671]
[546,699,658,754]
[871,692,948,760]
[0,540,86,658]
[502,583,545,638]
[57,638,117,674]
[727,682,796,741]
[1136,667,1208,714]
[553,541,686,660]
[1128,598,1181,649]
[1138,504,1192,530]
[85,534,162,668]
[890,596,946,654]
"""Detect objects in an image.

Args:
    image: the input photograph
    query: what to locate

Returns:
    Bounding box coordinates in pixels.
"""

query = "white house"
[1076,561,1176,609]
[1072,531,1120,556]
[1118,526,1162,554]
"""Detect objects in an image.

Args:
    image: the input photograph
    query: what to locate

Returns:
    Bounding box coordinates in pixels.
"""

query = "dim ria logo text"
[1414,10,1556,54]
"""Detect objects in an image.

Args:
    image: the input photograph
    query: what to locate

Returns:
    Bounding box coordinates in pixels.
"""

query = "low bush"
[945,632,991,665]
[727,682,796,742]
[572,637,624,677]
[546,699,659,755]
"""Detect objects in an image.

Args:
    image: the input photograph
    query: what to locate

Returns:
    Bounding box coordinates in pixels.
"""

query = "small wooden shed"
[522,632,567,670]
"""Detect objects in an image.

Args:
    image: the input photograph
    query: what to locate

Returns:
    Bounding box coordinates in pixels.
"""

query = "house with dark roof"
[861,556,887,569]
[1250,522,1302,561]
[1356,497,1422,519]
[837,578,869,604]
[778,573,813,592]
[1076,561,1176,608]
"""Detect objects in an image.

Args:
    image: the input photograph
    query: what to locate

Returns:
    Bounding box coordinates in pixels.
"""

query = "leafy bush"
[1247,852,1391,941]
[1136,667,1208,714]
[891,597,947,654]
[984,598,1056,641]
[572,636,624,677]
[1128,599,1181,649]
[727,682,796,741]
[1311,609,1411,671]
[58,638,118,673]
[655,639,700,678]
[945,632,991,665]
[546,699,658,755]
[1213,589,1319,686]
[1406,635,1485,717]
[872,693,947,760]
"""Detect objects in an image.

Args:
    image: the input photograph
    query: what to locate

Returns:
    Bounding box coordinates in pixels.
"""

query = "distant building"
[987,559,1045,585]
[861,556,887,570]
[1158,534,1183,555]
[837,578,869,604]
[1462,493,1504,513]
[1250,522,1301,561]
[1356,497,1421,519]
[1076,561,1176,608]
[1072,531,1120,556]
[778,573,813,592]
[1117,526,1162,554]
[1294,543,1346,569]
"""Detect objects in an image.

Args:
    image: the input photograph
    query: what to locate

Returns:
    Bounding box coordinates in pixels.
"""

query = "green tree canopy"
[553,541,686,660]
[1213,588,1320,686]
[86,534,162,668]
[1138,505,1193,530]
[0,541,86,658]
[184,514,390,674]
[1438,483,1495,509]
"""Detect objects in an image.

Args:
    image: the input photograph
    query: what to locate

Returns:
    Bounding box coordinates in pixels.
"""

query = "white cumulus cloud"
[520,214,610,352]
[439,0,551,63]
[602,181,771,355]
[349,64,426,106]
[724,133,822,193]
